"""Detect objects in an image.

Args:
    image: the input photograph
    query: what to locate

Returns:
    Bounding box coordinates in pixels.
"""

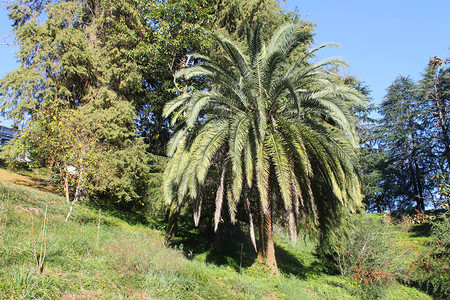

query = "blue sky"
[288,0,450,104]
[1,0,450,126]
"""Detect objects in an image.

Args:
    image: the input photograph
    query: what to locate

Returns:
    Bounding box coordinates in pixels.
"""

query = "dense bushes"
[411,212,450,298]
[320,213,400,299]
[325,211,450,299]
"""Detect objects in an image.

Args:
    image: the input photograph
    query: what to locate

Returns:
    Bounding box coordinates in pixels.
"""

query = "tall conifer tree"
[378,76,432,210]
[0,0,150,204]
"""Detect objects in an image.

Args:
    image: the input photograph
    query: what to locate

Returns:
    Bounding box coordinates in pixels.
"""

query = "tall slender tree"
[378,76,432,210]
[163,23,365,272]
[420,59,450,174]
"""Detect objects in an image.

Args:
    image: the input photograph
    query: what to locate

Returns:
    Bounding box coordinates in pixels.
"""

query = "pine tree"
[378,76,432,210]
[420,59,450,174]
[0,0,150,205]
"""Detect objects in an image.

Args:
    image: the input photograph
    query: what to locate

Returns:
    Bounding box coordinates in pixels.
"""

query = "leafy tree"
[0,0,150,205]
[133,0,216,154]
[135,0,302,154]
[163,23,365,272]
[214,0,298,40]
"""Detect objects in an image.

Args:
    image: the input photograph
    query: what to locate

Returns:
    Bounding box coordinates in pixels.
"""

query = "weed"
[32,205,48,274]
[396,215,414,232]
[10,265,55,299]
[0,190,8,241]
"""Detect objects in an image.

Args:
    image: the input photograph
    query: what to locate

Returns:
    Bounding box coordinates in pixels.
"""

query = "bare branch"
[0,41,16,46]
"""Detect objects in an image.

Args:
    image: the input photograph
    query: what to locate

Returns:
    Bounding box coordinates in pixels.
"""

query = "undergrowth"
[0,174,434,299]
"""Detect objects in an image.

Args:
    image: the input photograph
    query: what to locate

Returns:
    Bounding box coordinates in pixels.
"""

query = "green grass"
[0,171,433,299]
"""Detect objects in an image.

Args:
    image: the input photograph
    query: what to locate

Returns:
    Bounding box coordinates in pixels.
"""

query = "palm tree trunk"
[257,198,266,261]
[257,182,278,273]
[166,201,179,240]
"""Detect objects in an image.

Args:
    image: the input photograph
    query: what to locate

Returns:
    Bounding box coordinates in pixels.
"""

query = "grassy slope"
[0,168,431,299]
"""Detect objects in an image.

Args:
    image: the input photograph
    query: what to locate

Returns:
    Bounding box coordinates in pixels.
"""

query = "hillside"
[0,168,433,299]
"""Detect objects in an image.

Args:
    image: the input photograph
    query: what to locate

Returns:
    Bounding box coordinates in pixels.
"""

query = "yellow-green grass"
[0,170,432,299]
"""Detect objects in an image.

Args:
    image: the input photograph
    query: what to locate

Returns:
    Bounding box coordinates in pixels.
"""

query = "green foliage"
[321,213,400,299]
[0,0,151,205]
[0,174,433,299]
[420,60,450,175]
[365,58,450,212]
[378,76,431,210]
[134,0,302,153]
[215,0,300,40]
[434,173,450,210]
[163,23,366,270]
[412,213,450,298]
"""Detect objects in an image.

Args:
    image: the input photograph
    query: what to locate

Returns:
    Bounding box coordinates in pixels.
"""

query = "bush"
[322,213,398,299]
[396,215,414,232]
[412,213,450,298]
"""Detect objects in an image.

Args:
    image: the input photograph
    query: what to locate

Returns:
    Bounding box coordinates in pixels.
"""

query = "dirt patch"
[15,204,43,215]
[0,169,34,185]
[0,169,59,194]
[60,290,103,300]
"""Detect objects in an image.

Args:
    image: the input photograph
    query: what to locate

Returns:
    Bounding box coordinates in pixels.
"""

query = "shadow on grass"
[169,221,323,279]
[274,244,326,278]
[169,221,258,271]
[84,198,151,226]
[410,223,432,238]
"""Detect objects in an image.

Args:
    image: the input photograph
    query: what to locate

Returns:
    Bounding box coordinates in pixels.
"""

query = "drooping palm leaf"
[163,23,366,262]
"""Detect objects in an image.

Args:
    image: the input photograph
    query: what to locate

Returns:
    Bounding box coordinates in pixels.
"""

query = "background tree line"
[360,57,450,212]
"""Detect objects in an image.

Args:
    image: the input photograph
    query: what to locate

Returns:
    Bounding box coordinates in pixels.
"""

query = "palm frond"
[266,131,292,209]
[256,139,270,212]
[244,131,255,187]
[214,165,227,232]
[197,122,228,184]
[230,114,250,204]
[185,92,214,127]
[266,23,312,58]
[213,34,250,79]
[245,197,257,252]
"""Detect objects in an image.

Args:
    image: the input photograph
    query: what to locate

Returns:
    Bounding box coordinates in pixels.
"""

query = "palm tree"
[163,23,366,272]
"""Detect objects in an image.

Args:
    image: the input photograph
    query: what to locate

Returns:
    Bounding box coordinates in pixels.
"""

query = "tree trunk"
[65,169,83,222]
[63,172,70,203]
[213,219,224,253]
[257,183,278,274]
[411,130,425,209]
[431,79,450,168]
[166,201,180,240]
[408,118,425,210]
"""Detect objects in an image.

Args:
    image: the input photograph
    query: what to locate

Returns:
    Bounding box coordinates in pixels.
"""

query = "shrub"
[322,213,398,299]
[412,213,450,298]
[411,211,436,225]
[396,215,414,232]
